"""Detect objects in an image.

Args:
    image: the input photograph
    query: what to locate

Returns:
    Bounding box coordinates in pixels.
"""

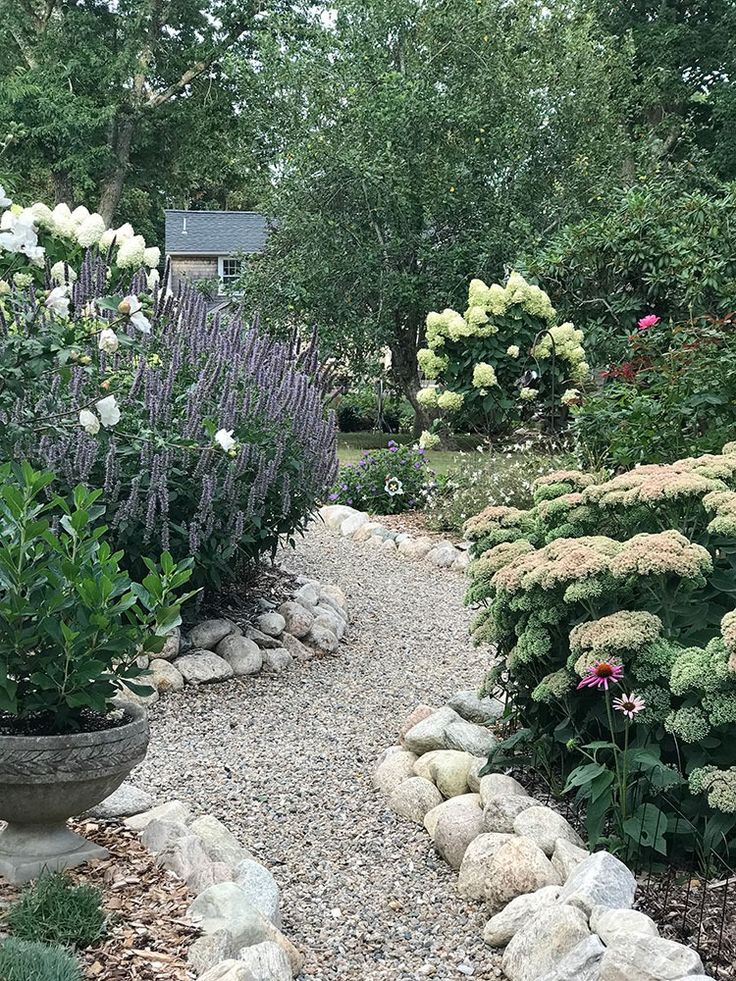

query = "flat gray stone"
[558,850,636,916]
[458,832,516,901]
[599,934,704,980]
[87,782,153,818]
[484,794,539,833]
[479,773,529,804]
[449,689,505,725]
[189,619,236,649]
[189,814,251,868]
[502,904,590,981]
[140,818,189,854]
[237,940,291,980]
[537,935,606,981]
[279,632,313,661]
[255,612,286,637]
[551,838,590,880]
[158,627,181,661]
[483,885,561,946]
[294,582,320,608]
[175,650,234,684]
[198,961,258,981]
[232,858,281,926]
[426,543,461,568]
[215,635,263,675]
[125,799,192,831]
[245,626,282,649]
[402,706,463,754]
[373,750,419,794]
[187,930,234,975]
[444,718,497,756]
[486,836,562,910]
[513,805,585,856]
[590,906,659,944]
[261,647,293,672]
[305,623,338,653]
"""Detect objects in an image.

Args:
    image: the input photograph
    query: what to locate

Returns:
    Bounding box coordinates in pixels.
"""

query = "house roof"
[164,210,269,256]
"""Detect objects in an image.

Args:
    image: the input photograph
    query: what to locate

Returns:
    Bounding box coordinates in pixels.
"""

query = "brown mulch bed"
[188,561,299,630]
[0,820,197,980]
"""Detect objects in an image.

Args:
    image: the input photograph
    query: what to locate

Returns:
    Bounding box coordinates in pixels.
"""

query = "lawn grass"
[336,431,484,476]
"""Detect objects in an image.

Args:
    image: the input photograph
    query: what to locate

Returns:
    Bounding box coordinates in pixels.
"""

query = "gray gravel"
[135,522,503,980]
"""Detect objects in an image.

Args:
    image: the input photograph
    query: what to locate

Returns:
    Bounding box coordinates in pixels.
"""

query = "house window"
[218,256,242,290]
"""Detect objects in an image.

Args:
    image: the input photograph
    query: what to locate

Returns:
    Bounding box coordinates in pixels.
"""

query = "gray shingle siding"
[164,210,269,256]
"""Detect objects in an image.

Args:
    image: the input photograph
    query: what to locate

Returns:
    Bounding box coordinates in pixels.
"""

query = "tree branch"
[146,61,210,108]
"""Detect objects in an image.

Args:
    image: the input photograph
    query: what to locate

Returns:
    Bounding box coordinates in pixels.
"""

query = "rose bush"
[416,272,588,443]
[465,443,736,857]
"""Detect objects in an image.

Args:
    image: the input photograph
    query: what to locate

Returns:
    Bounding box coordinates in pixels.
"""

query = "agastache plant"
[1,249,337,589]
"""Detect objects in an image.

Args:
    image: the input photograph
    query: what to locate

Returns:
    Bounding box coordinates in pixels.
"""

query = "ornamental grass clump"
[416,271,588,442]
[465,440,736,858]
[0,213,337,589]
[328,441,436,514]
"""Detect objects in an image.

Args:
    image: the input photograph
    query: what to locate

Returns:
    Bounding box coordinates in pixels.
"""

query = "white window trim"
[217,256,243,292]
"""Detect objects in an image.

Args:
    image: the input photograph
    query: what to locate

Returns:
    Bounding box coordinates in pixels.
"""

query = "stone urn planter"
[0,703,149,883]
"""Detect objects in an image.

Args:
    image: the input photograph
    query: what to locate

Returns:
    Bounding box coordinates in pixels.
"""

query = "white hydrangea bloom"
[143,246,160,268]
[114,222,134,243]
[0,185,11,208]
[30,202,54,226]
[76,213,106,247]
[50,203,76,238]
[146,268,160,290]
[50,261,77,284]
[71,205,91,225]
[116,234,146,269]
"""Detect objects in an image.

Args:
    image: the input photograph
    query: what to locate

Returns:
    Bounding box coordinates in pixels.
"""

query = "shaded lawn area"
[337,431,484,476]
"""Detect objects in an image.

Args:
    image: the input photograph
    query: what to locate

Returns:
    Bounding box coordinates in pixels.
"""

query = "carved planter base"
[0,704,149,883]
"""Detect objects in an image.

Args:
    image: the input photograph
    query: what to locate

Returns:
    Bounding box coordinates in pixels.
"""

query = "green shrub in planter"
[0,462,197,732]
[0,939,82,981]
[5,874,105,949]
[464,443,736,860]
[328,441,437,514]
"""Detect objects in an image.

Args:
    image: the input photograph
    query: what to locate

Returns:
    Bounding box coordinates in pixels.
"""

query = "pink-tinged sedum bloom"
[637,314,660,330]
[613,692,646,719]
[577,660,624,690]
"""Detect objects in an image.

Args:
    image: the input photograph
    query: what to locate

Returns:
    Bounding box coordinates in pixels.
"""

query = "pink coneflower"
[637,314,661,331]
[577,660,624,690]
[612,692,646,719]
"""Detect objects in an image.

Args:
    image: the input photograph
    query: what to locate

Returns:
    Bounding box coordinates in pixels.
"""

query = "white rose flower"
[0,185,11,208]
[215,428,237,452]
[45,285,71,318]
[96,394,121,428]
[76,213,106,247]
[98,328,119,354]
[50,260,77,284]
[118,294,151,333]
[79,409,100,435]
[116,234,146,269]
[143,246,160,268]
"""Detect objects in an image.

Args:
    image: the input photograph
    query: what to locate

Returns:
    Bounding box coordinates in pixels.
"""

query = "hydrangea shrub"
[329,441,436,514]
[0,200,337,590]
[416,272,587,442]
[465,443,736,848]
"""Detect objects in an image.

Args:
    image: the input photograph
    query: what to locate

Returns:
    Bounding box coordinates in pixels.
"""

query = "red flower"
[637,314,660,331]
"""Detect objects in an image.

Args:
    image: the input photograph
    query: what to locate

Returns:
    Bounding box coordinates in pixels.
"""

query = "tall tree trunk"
[51,171,74,206]
[390,316,429,437]
[98,115,136,225]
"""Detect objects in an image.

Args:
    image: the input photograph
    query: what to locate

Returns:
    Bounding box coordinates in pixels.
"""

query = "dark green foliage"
[4,875,105,950]
[336,386,413,434]
[0,939,82,981]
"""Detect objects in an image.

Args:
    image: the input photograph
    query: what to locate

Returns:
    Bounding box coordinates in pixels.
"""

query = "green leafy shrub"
[0,462,197,731]
[336,385,413,433]
[329,440,436,514]
[416,272,587,441]
[426,442,571,534]
[465,443,736,859]
[5,875,105,949]
[572,314,736,469]
[0,939,82,981]
[524,175,736,363]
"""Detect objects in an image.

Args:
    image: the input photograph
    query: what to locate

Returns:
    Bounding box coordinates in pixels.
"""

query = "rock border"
[375,692,714,981]
[318,504,471,573]
[90,792,300,980]
[122,574,349,706]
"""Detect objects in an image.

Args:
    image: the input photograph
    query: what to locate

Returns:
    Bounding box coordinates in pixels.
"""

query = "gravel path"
[136,522,503,980]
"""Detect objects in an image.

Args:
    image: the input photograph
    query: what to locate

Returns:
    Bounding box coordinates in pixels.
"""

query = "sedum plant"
[464,441,736,857]
[416,271,587,440]
[0,462,197,733]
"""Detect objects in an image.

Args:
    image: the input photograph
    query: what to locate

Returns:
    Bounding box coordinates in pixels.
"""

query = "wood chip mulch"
[0,820,198,980]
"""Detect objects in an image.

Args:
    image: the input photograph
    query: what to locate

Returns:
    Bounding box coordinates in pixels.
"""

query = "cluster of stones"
[375,693,713,981]
[92,789,300,980]
[318,504,470,572]
[131,577,349,701]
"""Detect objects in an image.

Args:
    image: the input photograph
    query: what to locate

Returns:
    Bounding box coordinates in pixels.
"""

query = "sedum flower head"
[532,668,575,703]
[610,530,712,583]
[664,705,711,743]
[472,362,498,388]
[670,640,730,696]
[569,610,663,661]
[689,767,736,813]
